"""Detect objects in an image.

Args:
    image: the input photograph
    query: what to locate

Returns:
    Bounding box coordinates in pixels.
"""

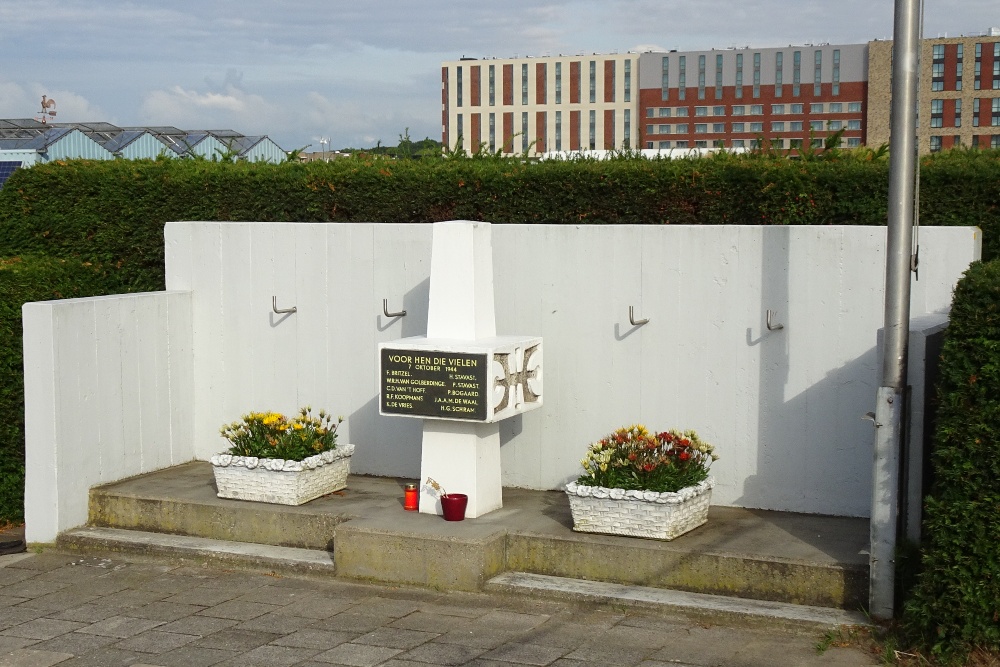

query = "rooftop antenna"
[36,95,57,124]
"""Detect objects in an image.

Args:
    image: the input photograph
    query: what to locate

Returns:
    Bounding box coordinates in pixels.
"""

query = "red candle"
[404,483,418,511]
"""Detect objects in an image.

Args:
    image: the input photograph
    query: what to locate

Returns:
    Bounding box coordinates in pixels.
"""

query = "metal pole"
[871,0,921,621]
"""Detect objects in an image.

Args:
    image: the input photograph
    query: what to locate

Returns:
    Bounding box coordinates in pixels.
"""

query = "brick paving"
[0,550,879,667]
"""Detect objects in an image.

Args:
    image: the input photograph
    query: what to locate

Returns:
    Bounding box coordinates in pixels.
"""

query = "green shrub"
[0,255,134,523]
[903,258,1000,661]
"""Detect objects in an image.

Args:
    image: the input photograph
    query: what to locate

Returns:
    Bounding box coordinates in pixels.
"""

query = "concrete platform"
[67,461,869,611]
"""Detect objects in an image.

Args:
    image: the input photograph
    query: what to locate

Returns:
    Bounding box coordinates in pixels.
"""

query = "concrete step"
[83,462,870,609]
[486,572,872,633]
[58,526,335,576]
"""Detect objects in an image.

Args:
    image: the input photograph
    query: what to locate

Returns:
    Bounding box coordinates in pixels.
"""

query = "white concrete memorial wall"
[22,222,981,541]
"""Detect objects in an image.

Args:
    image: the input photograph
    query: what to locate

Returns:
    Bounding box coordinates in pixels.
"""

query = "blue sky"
[1,1,996,151]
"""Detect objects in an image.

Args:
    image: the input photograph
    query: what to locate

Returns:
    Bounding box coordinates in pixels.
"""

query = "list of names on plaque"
[381,348,489,421]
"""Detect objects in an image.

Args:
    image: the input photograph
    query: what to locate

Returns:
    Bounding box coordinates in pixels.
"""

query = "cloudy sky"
[1,1,996,151]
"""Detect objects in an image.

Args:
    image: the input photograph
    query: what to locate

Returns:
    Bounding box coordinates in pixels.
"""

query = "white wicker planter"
[565,477,714,541]
[209,444,354,505]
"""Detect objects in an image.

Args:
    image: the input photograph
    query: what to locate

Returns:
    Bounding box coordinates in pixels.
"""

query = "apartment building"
[638,44,868,151]
[866,31,1000,153]
[441,54,639,155]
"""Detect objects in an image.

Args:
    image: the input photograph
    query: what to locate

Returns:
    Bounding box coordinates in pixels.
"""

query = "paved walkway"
[0,550,878,667]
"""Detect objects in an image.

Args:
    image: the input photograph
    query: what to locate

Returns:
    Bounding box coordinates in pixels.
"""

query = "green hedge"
[0,256,135,523]
[903,258,1000,660]
[1,151,998,283]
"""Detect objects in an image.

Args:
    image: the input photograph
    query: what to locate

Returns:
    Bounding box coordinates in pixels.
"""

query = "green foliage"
[903,258,1000,661]
[219,407,342,462]
[577,425,718,493]
[0,255,136,523]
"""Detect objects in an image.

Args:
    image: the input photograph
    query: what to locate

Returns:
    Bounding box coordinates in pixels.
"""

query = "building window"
[624,109,631,147]
[457,67,463,107]
[646,124,656,135]
[932,61,945,91]
[589,61,596,103]
[735,54,744,99]
[676,123,689,133]
[489,113,495,151]
[814,50,822,96]
[810,103,824,113]
[832,49,840,96]
[732,122,745,132]
[675,107,689,117]
[624,59,631,102]
[750,122,763,132]
[522,112,528,152]
[828,120,843,130]
[848,102,862,112]
[955,99,962,127]
[695,140,708,148]
[791,103,804,114]
[973,98,980,126]
[522,64,528,105]
[771,121,785,131]
[695,106,708,116]
[993,135,1000,148]
[829,102,843,113]
[810,120,824,131]
[789,138,803,149]
[930,135,943,152]
[694,123,708,134]
[931,99,944,127]
[812,138,823,148]
[771,138,785,149]
[733,139,746,147]
[661,56,669,101]
[555,111,562,151]
[588,110,596,149]
[732,105,745,116]
[993,98,1000,126]
[715,54,724,100]
[847,137,861,147]
[848,119,861,130]
[679,56,687,100]
[659,108,672,117]
[698,55,706,99]
[750,104,763,115]
[713,105,725,116]
[658,140,671,149]
[772,104,785,114]
[775,51,783,97]
[457,114,463,143]
[793,50,801,96]
[647,108,655,118]
[753,52,761,98]
[647,141,654,149]
[659,124,671,134]
[555,62,562,104]
[957,44,964,90]
[488,65,495,106]
[713,122,726,132]
[790,121,803,131]
[675,140,689,148]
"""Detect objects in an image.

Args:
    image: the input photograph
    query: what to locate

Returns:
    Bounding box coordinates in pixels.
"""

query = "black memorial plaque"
[381,348,489,421]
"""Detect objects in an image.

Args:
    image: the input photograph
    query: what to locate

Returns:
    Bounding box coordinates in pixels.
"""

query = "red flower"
[679,451,691,461]
[643,463,656,472]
